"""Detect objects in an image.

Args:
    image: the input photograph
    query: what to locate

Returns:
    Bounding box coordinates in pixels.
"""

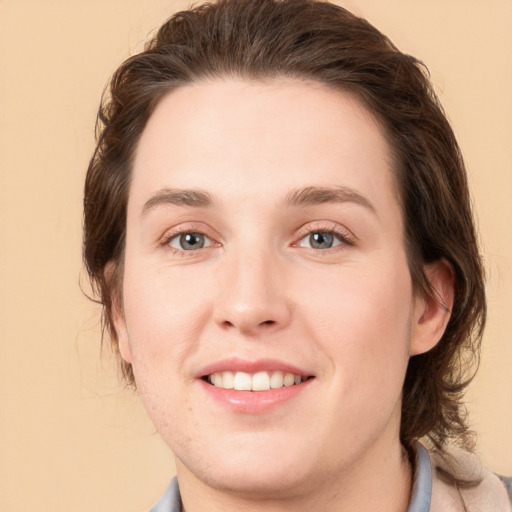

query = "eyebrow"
[284,185,376,213]
[142,188,215,216]
[141,185,376,216]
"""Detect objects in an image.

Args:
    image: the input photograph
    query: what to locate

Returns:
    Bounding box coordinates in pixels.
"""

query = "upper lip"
[197,357,312,378]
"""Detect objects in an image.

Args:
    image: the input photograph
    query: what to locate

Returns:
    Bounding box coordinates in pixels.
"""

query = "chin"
[198,462,311,500]
[175,435,315,499]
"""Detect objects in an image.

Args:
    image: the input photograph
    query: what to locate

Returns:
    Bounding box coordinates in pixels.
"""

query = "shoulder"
[427,445,511,512]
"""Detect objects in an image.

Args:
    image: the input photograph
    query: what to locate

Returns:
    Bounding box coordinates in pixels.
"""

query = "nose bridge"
[214,240,291,334]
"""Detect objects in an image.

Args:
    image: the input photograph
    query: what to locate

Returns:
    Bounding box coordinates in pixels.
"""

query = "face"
[114,79,436,498]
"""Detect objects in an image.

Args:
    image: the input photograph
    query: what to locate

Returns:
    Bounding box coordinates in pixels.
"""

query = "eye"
[298,231,344,250]
[168,232,213,251]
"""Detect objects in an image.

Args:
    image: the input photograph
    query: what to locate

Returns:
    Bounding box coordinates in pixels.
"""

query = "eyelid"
[159,222,221,250]
[168,232,214,250]
[292,221,356,249]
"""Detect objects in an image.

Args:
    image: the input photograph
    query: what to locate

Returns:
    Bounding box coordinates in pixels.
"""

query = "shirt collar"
[408,442,432,512]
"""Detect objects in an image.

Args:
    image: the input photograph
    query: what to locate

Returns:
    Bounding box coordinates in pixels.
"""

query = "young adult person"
[83,1,512,510]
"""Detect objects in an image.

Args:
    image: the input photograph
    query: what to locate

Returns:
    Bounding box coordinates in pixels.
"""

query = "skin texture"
[112,80,453,512]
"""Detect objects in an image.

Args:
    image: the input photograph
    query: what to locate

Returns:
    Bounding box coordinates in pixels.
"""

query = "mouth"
[197,358,315,412]
[202,370,312,391]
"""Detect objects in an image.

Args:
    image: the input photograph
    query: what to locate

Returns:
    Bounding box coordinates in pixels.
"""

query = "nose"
[213,247,292,336]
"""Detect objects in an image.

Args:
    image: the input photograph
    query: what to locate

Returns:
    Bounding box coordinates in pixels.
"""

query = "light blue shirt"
[151,443,432,512]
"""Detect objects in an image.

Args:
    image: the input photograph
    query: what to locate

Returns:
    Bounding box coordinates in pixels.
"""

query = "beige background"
[0,1,511,510]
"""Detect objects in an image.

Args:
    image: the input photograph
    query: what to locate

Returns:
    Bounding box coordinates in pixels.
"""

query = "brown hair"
[84,0,485,453]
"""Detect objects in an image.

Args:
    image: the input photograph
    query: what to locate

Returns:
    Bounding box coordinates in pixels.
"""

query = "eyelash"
[160,223,355,255]
[160,224,218,256]
[293,223,355,253]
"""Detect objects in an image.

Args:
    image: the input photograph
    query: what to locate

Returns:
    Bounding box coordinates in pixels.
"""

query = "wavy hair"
[84,0,485,453]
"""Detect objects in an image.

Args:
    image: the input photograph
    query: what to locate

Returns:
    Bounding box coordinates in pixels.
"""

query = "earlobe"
[105,262,132,364]
[410,259,455,356]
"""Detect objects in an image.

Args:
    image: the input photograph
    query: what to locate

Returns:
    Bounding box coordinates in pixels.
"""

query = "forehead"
[130,79,399,219]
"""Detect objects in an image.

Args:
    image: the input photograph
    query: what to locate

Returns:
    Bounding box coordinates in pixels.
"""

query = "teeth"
[208,371,305,391]
[222,371,234,389]
[211,373,223,387]
[270,371,284,389]
[252,371,270,391]
[283,373,295,386]
[233,371,252,391]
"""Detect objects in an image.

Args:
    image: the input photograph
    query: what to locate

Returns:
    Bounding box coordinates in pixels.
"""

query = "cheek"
[120,266,209,435]
[298,259,413,389]
[301,257,412,330]
[121,262,215,374]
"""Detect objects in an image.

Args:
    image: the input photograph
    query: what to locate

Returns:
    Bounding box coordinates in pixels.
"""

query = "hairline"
[110,75,423,299]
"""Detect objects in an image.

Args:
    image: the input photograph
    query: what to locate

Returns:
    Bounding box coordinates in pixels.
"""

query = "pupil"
[310,232,333,249]
[180,233,204,250]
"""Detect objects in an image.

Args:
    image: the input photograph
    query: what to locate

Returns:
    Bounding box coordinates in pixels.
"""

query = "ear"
[410,259,455,356]
[105,262,132,364]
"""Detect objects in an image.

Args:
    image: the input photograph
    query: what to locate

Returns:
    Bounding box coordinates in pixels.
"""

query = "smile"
[205,370,307,391]
[198,358,314,412]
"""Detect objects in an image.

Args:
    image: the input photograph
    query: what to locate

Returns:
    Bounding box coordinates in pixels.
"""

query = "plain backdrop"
[0,1,511,510]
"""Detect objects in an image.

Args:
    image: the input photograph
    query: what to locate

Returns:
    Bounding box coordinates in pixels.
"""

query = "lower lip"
[200,379,313,413]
